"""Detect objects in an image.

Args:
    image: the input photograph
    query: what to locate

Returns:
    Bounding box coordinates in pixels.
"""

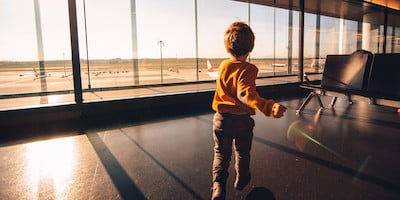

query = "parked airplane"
[167,67,180,73]
[19,68,51,80]
[206,59,218,79]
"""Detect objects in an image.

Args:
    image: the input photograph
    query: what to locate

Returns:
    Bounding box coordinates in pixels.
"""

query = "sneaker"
[211,182,226,200]
[234,173,251,191]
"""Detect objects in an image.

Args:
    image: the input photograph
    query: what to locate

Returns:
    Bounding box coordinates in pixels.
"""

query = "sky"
[0,0,361,61]
[0,0,70,61]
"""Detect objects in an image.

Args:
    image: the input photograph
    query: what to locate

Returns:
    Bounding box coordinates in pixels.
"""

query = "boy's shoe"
[234,173,251,191]
[211,182,226,200]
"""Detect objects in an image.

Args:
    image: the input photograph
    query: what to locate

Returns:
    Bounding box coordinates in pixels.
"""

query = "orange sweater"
[212,59,276,116]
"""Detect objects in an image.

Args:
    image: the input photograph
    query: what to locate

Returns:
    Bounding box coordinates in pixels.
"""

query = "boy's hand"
[272,103,287,118]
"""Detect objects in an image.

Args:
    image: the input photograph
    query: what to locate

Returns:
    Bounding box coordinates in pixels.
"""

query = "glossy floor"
[0,96,399,200]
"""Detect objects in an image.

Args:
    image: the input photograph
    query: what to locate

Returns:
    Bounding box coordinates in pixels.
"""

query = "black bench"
[296,50,400,113]
[366,53,400,109]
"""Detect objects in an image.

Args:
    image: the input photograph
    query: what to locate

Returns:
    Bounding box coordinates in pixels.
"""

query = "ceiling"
[242,0,399,10]
[235,0,400,26]
[364,0,400,10]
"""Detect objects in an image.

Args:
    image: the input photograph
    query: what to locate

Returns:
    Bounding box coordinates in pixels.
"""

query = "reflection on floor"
[0,96,399,200]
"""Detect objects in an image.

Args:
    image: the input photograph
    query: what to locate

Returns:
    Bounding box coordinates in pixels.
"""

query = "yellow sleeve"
[236,67,276,117]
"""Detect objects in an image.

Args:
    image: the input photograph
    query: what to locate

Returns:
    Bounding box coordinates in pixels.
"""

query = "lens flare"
[287,120,345,160]
[286,120,315,151]
[353,156,371,182]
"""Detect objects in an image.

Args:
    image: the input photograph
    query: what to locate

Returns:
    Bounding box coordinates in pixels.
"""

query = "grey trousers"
[212,112,255,185]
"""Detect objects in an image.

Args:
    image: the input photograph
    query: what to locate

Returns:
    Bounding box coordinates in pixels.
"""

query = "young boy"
[211,21,287,200]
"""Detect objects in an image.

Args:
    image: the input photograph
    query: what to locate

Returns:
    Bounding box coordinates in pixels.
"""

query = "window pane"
[342,19,358,54]
[77,0,133,91]
[320,16,341,56]
[386,12,400,53]
[304,13,319,73]
[251,3,299,76]
[250,4,275,76]
[0,0,73,109]
[361,8,385,53]
[136,0,196,83]
[197,0,248,81]
[79,0,197,102]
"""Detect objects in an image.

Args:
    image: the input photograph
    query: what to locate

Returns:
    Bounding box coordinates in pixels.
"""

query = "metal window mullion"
[68,0,83,104]
[315,13,320,72]
[195,0,199,81]
[298,0,304,81]
[383,8,388,53]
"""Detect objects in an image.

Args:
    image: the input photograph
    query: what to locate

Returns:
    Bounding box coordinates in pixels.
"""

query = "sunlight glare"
[25,137,76,198]
[48,95,61,104]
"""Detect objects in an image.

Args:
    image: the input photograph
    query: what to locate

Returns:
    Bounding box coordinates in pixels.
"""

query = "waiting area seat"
[367,53,400,105]
[296,50,400,113]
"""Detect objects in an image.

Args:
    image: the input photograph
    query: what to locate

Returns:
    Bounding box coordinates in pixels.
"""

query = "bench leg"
[296,92,314,114]
[316,94,324,109]
[297,91,323,114]
[329,96,338,108]
[369,97,376,105]
[347,94,353,105]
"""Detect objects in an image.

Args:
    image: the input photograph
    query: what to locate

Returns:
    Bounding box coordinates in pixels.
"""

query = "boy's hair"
[224,22,255,57]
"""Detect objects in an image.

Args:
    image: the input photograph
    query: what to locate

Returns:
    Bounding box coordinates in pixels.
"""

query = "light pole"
[63,52,66,77]
[83,0,91,89]
[157,40,164,83]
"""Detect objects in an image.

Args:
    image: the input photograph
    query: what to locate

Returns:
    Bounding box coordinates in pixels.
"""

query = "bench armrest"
[303,73,313,85]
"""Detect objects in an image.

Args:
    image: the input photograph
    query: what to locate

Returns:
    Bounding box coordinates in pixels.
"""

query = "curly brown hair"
[224,22,255,57]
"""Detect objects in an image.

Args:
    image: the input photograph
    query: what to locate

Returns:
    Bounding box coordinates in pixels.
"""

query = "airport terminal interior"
[1,0,400,199]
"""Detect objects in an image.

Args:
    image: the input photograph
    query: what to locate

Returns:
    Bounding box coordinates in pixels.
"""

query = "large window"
[197,0,248,80]
[136,0,196,84]
[386,11,400,53]
[76,0,134,90]
[0,0,73,109]
[250,3,300,76]
[78,0,197,102]
[0,0,399,110]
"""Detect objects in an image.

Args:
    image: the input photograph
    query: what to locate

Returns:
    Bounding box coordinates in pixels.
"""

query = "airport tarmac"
[0,62,313,110]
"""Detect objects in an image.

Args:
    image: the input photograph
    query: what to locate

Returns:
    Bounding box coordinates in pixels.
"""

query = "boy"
[211,22,287,200]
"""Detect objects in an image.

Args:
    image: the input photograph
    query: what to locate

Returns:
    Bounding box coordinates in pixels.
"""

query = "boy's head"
[224,22,255,57]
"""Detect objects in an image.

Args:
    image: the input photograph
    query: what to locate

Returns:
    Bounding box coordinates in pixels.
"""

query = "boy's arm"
[236,68,279,117]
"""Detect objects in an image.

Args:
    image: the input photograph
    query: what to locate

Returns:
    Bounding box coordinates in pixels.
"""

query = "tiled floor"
[1,95,399,200]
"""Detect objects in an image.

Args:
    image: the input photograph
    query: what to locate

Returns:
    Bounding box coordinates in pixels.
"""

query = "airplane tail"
[206,59,218,79]
[33,68,38,77]
[206,59,214,72]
